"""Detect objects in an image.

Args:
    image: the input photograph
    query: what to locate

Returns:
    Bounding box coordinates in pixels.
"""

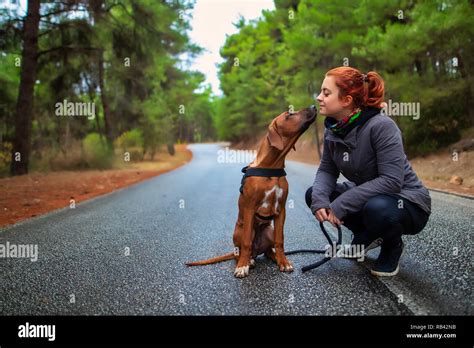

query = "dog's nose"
[310,105,316,110]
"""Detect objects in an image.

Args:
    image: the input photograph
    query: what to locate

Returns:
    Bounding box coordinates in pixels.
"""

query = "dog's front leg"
[234,207,255,278]
[274,207,293,272]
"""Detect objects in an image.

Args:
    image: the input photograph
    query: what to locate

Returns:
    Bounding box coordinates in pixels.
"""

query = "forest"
[1,0,473,176]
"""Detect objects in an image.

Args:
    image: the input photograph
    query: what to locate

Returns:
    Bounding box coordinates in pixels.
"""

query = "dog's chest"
[258,184,284,214]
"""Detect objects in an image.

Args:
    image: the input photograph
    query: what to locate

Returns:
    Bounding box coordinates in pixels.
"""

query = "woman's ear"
[267,121,284,150]
[340,94,353,108]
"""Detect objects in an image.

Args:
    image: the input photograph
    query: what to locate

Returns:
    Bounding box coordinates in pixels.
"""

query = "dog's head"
[267,105,317,151]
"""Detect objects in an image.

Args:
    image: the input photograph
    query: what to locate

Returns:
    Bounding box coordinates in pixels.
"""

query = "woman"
[305,67,431,277]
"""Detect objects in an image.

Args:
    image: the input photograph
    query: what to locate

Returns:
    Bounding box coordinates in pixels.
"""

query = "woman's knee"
[363,195,403,227]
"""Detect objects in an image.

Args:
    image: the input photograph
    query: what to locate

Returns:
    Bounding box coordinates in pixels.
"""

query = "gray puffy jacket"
[310,112,431,219]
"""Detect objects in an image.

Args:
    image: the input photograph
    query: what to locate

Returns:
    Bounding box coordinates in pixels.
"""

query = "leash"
[285,221,342,272]
[239,165,286,194]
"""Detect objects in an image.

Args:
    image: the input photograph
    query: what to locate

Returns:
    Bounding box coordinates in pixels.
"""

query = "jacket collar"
[325,107,382,149]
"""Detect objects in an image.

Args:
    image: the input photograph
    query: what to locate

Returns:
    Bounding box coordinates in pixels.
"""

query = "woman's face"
[316,75,352,118]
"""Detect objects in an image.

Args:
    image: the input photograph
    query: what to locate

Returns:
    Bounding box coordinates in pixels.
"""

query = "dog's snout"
[307,105,317,119]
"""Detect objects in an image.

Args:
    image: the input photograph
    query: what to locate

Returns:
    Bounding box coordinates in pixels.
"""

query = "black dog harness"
[239,165,286,195]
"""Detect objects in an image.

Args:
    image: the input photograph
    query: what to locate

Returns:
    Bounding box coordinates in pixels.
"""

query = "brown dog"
[186,105,317,278]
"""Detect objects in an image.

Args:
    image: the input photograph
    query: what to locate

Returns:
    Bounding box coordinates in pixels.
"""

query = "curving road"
[0,143,472,315]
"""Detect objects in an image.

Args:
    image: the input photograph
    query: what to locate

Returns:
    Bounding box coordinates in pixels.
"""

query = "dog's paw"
[278,261,294,273]
[249,258,256,269]
[234,265,250,278]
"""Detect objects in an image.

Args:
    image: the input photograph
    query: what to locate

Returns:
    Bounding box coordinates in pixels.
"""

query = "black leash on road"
[285,222,342,273]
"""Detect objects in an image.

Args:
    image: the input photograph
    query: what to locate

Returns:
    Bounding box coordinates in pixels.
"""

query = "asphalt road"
[1,143,472,315]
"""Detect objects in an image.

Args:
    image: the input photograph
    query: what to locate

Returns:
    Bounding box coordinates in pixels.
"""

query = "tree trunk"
[84,73,103,138]
[10,0,40,175]
[90,0,114,148]
[97,54,114,147]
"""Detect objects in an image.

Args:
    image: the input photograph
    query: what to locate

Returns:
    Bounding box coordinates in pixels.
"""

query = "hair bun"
[326,67,385,109]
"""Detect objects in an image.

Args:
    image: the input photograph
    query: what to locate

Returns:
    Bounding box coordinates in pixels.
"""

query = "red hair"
[326,67,385,109]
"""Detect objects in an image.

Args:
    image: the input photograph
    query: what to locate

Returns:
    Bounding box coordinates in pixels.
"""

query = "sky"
[8,0,274,96]
[187,0,275,95]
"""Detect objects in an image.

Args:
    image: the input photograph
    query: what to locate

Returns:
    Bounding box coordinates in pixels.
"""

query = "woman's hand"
[327,209,343,227]
[315,208,344,228]
[315,208,328,222]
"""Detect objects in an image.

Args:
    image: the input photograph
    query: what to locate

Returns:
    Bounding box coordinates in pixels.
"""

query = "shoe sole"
[370,264,400,277]
[340,237,384,259]
[370,243,405,277]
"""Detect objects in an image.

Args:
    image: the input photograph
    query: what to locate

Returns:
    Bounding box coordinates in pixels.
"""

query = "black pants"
[305,187,430,247]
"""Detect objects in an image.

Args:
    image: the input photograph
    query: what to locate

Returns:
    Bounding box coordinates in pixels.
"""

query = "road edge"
[0,145,195,233]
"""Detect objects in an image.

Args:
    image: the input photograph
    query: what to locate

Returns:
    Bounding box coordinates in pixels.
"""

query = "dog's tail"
[185,252,236,266]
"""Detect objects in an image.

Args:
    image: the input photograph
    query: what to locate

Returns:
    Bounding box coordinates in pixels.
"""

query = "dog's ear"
[267,121,284,151]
